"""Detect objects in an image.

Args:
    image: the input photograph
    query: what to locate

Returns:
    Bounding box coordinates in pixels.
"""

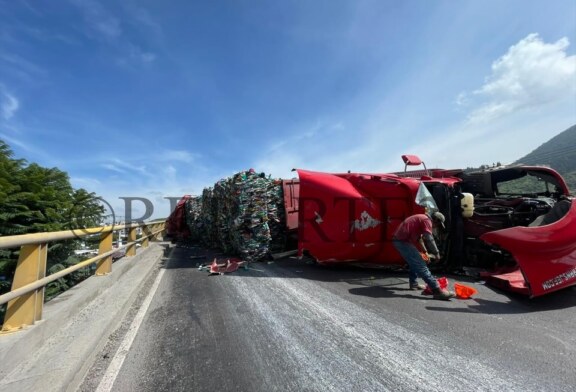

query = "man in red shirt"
[393,211,455,300]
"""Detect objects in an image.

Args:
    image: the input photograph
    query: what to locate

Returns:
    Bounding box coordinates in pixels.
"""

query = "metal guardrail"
[0,222,165,334]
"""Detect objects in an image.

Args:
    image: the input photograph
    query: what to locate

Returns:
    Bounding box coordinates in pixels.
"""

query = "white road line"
[95,268,166,392]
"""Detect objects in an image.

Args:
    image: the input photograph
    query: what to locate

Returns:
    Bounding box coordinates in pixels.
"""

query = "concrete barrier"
[0,241,171,392]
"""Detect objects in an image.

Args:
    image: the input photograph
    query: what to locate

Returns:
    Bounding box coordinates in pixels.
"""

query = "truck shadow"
[282,259,576,314]
[424,289,576,314]
[163,242,576,313]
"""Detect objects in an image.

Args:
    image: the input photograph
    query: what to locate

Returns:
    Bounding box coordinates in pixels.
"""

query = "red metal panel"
[481,202,576,297]
[402,155,423,165]
[295,169,427,266]
[165,195,191,238]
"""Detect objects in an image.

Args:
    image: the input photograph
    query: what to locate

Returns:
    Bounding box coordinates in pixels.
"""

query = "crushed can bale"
[184,169,288,262]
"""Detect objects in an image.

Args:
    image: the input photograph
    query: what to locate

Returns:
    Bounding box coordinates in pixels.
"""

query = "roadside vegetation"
[1,140,105,322]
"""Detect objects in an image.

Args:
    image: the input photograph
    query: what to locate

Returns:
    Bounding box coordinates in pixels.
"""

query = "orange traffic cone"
[454,283,478,299]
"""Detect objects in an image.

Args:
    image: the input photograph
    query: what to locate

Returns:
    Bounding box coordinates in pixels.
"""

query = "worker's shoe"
[409,282,426,291]
[432,288,455,300]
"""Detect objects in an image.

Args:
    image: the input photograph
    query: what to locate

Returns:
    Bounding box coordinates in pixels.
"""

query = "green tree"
[45,255,95,301]
[0,140,31,237]
[0,139,105,300]
[562,171,576,194]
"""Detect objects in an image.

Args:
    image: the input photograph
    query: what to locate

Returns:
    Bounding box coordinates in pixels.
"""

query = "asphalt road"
[79,244,576,392]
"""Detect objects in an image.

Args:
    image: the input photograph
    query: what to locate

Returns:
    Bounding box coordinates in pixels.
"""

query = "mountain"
[514,124,576,193]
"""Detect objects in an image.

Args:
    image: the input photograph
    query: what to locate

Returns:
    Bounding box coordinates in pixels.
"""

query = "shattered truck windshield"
[496,172,557,197]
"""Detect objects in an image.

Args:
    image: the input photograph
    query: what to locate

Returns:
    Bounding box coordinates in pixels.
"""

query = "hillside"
[514,124,576,193]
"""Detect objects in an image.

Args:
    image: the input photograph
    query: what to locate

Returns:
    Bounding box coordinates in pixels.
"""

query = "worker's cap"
[432,211,445,228]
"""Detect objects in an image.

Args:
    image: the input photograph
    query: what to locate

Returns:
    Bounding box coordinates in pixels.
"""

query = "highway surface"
[79,244,576,392]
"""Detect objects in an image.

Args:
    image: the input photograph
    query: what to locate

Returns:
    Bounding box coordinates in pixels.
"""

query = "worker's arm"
[418,237,427,253]
[422,233,440,259]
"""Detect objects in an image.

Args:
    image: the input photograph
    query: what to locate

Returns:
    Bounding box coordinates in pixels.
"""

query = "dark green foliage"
[45,255,95,301]
[45,263,70,299]
[0,139,104,304]
[562,171,576,192]
[497,174,556,195]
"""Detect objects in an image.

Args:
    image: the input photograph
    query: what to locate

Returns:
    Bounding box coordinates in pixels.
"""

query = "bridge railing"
[0,221,165,334]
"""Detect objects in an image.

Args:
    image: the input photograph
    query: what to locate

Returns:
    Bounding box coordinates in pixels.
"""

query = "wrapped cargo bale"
[213,177,234,252]
[184,169,288,261]
[199,187,218,247]
[229,170,271,261]
[184,196,202,242]
[267,179,287,252]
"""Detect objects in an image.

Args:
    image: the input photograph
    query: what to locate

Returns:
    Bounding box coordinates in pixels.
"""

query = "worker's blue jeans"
[392,240,439,290]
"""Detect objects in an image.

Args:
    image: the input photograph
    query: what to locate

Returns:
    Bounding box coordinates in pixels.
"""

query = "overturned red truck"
[292,155,575,298]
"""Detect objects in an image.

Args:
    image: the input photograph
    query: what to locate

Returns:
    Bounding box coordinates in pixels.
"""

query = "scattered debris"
[454,283,478,299]
[205,258,247,275]
[271,249,298,260]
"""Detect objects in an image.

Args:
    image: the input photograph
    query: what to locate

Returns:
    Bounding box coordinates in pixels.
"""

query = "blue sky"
[1,0,575,219]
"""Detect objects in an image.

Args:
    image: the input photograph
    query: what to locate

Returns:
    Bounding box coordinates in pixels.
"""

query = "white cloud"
[0,133,30,151]
[84,165,217,220]
[126,42,156,64]
[164,164,177,178]
[70,176,102,188]
[252,120,354,178]
[0,53,46,76]
[70,0,157,66]
[21,0,44,16]
[160,149,197,163]
[267,120,346,153]
[464,33,576,123]
[0,88,19,120]
[455,92,469,107]
[71,0,122,39]
[0,52,48,84]
[124,5,164,40]
[251,34,576,180]
[110,158,149,174]
[140,52,156,63]
[101,163,126,173]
